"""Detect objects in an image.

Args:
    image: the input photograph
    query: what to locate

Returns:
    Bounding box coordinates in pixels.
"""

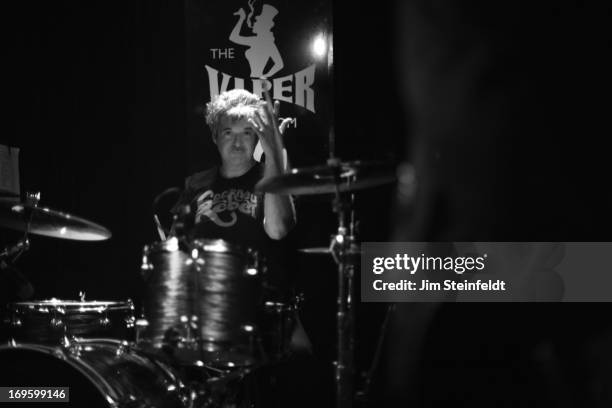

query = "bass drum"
[0,339,188,408]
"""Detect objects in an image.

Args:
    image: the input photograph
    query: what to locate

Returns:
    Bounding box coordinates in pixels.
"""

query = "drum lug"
[244,249,260,276]
[67,342,82,357]
[60,336,69,346]
[179,315,199,340]
[50,317,65,330]
[116,340,131,356]
[141,253,154,272]
[51,306,66,334]
[124,315,136,328]
[135,318,149,343]
[52,344,70,361]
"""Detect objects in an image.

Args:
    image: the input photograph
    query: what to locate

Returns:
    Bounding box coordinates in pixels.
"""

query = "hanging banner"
[185,0,332,169]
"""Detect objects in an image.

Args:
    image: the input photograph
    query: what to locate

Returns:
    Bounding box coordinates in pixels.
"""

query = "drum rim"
[10,299,134,311]
[145,237,254,255]
[191,238,253,255]
[0,341,119,405]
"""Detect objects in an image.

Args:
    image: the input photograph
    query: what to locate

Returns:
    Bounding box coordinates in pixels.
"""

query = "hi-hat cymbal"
[298,246,361,255]
[255,160,396,195]
[0,201,112,241]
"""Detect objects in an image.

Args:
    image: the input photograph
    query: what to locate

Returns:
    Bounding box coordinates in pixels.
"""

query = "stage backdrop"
[185,0,332,171]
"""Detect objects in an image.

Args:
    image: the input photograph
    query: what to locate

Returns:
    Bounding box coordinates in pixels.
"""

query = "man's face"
[215,113,258,165]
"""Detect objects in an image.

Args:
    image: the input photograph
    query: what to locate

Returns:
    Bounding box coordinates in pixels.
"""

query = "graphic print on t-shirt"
[194,188,259,227]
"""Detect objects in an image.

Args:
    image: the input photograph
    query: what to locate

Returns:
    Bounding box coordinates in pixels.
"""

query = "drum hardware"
[135,317,150,343]
[99,317,110,328]
[9,316,21,327]
[257,158,395,408]
[354,304,396,406]
[298,244,361,256]
[0,339,191,407]
[60,335,72,349]
[0,194,35,266]
[329,162,358,408]
[0,238,29,261]
[49,316,65,330]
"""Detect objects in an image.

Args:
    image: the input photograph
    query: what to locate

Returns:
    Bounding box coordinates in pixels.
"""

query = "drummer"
[175,88,295,242]
[170,89,316,403]
[171,88,297,299]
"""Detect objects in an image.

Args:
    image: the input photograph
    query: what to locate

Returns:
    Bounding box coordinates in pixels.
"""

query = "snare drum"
[4,299,135,344]
[140,237,263,368]
[0,339,187,408]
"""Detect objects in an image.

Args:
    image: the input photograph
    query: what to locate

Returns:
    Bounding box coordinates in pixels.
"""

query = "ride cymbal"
[255,160,396,195]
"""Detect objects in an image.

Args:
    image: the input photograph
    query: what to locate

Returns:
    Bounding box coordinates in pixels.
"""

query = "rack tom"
[139,237,263,368]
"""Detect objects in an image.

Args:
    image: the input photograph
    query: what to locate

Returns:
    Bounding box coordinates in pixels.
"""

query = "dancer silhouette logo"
[205,1,317,113]
[231,3,284,79]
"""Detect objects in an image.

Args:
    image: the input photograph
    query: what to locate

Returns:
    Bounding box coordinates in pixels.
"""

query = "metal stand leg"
[329,178,357,408]
[335,257,355,408]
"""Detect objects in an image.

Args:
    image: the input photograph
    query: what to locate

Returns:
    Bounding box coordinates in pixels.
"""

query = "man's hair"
[205,89,265,139]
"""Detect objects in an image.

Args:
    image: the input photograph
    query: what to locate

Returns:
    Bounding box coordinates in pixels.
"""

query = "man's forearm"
[263,153,296,239]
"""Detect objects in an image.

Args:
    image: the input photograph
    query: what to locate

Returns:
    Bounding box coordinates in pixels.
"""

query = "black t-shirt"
[174,163,293,300]
[189,164,266,248]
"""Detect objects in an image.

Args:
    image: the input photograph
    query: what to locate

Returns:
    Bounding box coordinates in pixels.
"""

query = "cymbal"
[255,160,396,195]
[0,201,112,241]
[298,246,361,255]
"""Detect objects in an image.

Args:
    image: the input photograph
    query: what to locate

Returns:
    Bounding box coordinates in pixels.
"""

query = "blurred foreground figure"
[380,1,612,407]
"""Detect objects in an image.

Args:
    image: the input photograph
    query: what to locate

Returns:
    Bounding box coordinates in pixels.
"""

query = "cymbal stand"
[0,238,29,263]
[0,192,38,264]
[328,159,358,408]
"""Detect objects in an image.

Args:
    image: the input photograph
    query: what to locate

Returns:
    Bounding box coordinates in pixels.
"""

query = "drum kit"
[0,159,396,407]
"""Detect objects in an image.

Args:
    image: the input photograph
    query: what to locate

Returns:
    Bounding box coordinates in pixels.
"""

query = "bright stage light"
[312,34,327,59]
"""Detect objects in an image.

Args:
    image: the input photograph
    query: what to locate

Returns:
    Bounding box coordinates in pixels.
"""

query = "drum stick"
[153,214,166,241]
